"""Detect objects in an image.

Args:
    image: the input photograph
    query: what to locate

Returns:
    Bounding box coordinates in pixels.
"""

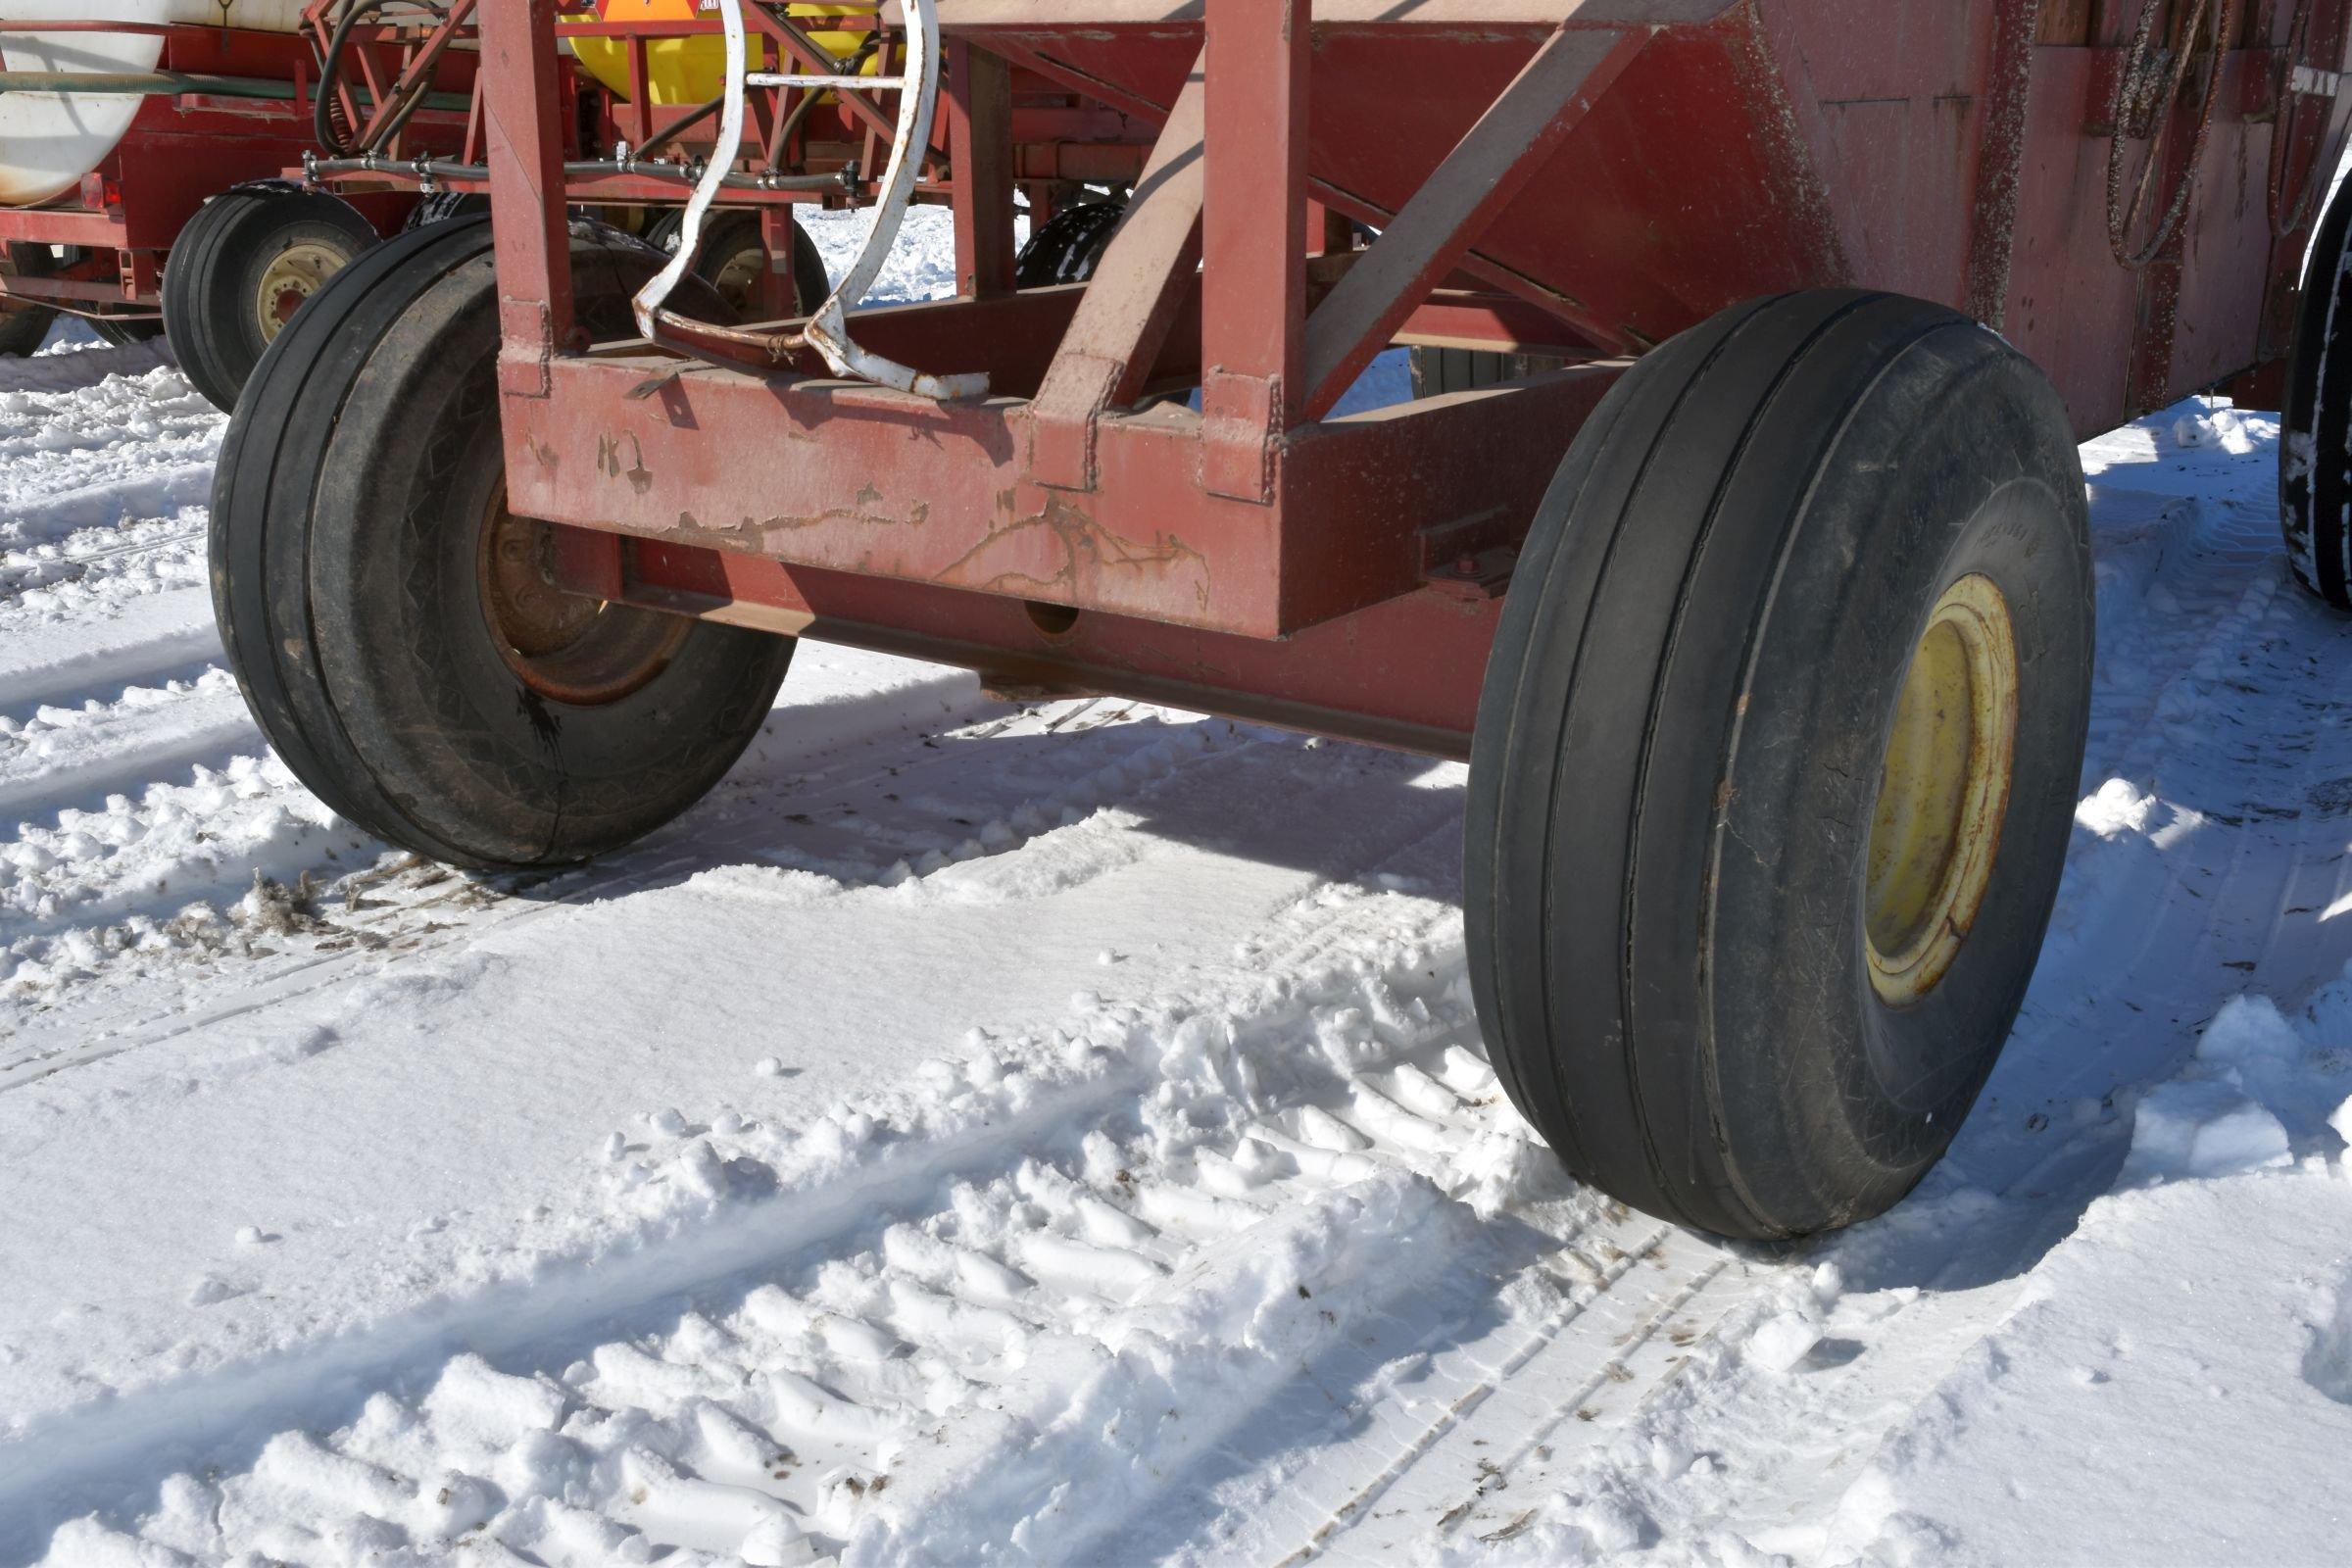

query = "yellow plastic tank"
[568,1,877,109]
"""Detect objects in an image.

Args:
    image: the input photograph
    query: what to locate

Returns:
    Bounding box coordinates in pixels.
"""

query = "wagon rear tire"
[211,216,792,870]
[0,244,56,357]
[1465,290,2094,1241]
[166,185,378,412]
[2281,172,2352,610]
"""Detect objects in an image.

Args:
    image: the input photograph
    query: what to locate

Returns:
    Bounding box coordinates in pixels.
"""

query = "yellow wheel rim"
[1864,572,2020,1007]
[254,241,347,344]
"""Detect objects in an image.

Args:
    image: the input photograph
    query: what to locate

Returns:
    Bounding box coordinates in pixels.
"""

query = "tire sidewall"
[2282,173,2352,606]
[1708,336,2093,1229]
[302,245,790,864]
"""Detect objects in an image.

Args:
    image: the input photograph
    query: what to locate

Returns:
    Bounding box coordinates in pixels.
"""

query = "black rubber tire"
[649,208,831,316]
[165,185,379,412]
[2281,172,2352,610]
[403,191,491,231]
[92,317,165,347]
[0,243,57,357]
[0,308,47,359]
[211,216,792,869]
[1465,289,2095,1242]
[1409,347,1570,398]
[1014,199,1125,288]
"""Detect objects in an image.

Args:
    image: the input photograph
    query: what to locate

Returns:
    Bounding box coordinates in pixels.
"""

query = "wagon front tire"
[211,216,792,870]
[1465,290,2095,1241]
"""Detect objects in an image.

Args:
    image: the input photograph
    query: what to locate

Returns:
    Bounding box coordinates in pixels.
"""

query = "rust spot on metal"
[595,432,655,495]
[932,489,1212,615]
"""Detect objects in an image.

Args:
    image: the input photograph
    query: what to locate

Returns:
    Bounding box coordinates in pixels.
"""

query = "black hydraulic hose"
[0,68,466,111]
[314,0,446,157]
[632,92,726,164]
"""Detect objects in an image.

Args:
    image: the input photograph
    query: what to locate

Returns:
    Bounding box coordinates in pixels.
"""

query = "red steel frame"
[473,0,2349,759]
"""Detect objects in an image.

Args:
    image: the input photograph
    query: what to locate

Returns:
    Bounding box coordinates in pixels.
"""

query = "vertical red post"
[478,0,572,398]
[1200,0,1307,502]
[946,39,1017,299]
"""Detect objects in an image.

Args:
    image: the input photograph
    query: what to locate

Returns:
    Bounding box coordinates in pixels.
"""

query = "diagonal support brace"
[1027,54,1206,493]
[1299,25,1647,422]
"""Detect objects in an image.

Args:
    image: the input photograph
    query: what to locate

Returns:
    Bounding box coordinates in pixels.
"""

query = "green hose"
[0,69,466,112]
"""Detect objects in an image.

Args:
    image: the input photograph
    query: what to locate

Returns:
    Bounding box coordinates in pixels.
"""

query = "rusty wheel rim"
[1864,573,2020,1008]
[710,238,765,316]
[477,486,687,706]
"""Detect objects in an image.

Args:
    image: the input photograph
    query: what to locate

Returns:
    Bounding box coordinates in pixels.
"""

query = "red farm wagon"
[209,0,2352,1240]
[0,0,480,388]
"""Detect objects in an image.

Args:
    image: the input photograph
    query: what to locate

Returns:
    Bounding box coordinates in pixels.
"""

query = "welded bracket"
[1200,369,1282,503]
[1027,56,1206,491]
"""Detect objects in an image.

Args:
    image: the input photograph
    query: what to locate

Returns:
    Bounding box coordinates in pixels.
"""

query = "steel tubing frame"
[485,0,1650,755]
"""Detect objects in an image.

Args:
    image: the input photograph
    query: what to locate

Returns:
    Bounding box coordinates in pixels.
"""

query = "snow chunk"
[2123,979,2352,1184]
[2075,777,2161,837]
[2123,1078,2291,1182]
[2171,407,2258,454]
[1745,1311,1823,1374]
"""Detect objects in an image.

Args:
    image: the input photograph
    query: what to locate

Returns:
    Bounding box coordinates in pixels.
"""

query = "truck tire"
[2281,172,2352,610]
[1465,289,2094,1241]
[211,216,791,869]
[1409,347,1570,398]
[1014,198,1125,288]
[649,208,831,316]
[0,243,57,357]
[165,185,379,412]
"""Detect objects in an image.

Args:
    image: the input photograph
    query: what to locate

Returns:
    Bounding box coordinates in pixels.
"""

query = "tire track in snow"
[0,695,1266,1087]
[1254,475,2352,1565]
[11,780,1520,1564]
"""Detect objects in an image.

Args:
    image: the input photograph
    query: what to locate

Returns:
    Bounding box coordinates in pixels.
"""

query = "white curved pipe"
[629,0,746,339]
[632,0,986,401]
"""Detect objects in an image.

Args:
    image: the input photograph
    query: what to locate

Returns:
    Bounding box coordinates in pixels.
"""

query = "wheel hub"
[1864,572,2020,1007]
[478,495,685,706]
[254,241,347,342]
[710,240,766,316]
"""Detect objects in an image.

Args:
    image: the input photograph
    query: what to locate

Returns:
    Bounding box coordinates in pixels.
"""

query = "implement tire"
[165,185,378,412]
[211,216,791,869]
[1465,289,2094,1241]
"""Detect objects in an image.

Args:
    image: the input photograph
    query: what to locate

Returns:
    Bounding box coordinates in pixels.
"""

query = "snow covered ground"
[0,220,2348,1566]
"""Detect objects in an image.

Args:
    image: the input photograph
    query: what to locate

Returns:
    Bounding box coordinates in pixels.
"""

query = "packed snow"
[0,213,2346,1566]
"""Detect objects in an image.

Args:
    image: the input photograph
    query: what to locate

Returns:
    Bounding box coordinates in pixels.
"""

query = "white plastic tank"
[0,0,309,208]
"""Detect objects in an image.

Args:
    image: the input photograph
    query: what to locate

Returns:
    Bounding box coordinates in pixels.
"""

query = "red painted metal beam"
[1026,53,1205,493]
[503,351,1619,639]
[1299,25,1645,419]
[1199,0,1308,502]
[479,0,574,393]
[946,40,1018,298]
[567,534,1508,760]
